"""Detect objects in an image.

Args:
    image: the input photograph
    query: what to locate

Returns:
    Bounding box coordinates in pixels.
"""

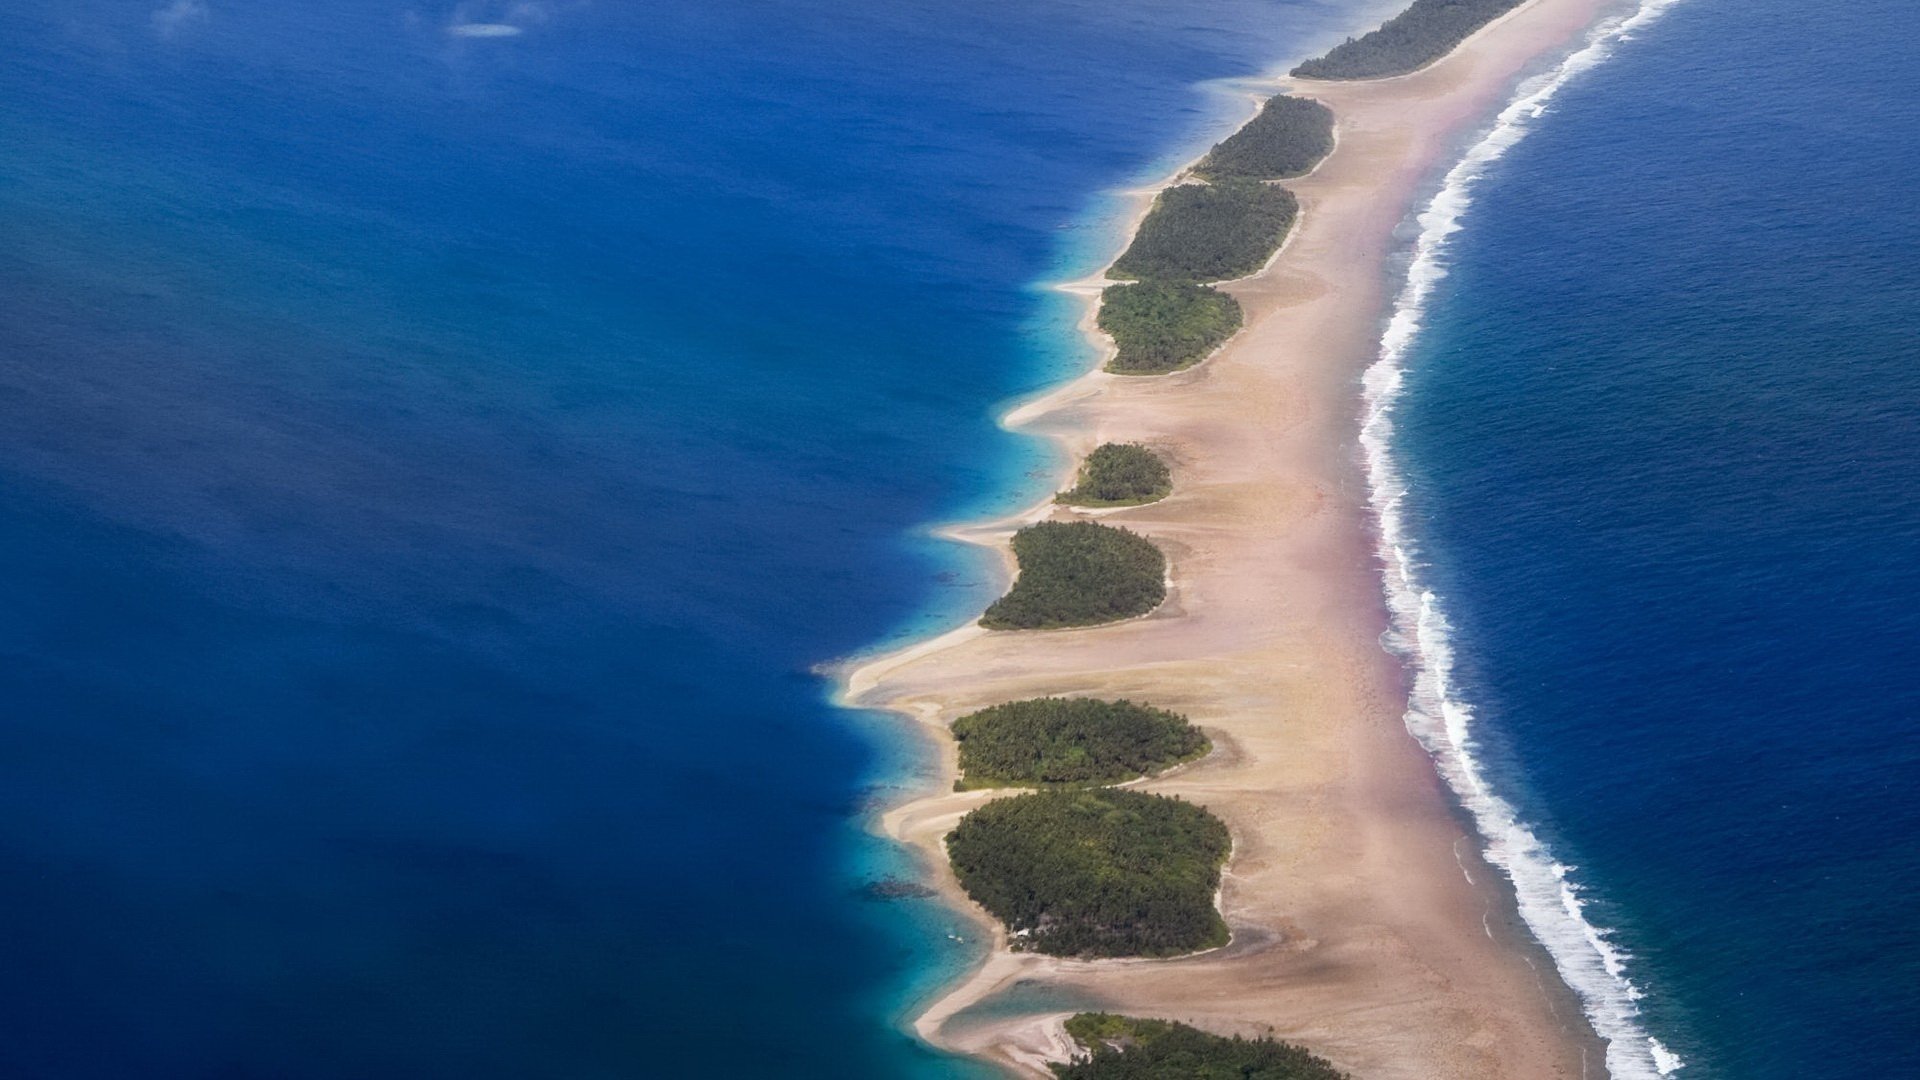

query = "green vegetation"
[946,788,1230,957]
[1195,95,1335,181]
[1095,101,1317,375]
[980,521,1166,630]
[1053,1015,1351,1080]
[1057,443,1172,507]
[1110,179,1297,284]
[952,697,1208,788]
[1098,282,1242,375]
[1291,0,1524,80]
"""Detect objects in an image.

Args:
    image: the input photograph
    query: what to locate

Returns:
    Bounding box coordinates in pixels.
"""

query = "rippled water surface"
[1392,1,1920,1074]
[0,0,1365,1075]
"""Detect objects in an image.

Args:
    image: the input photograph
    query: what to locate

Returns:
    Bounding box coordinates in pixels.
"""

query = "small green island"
[1291,0,1524,80]
[1195,94,1336,181]
[1098,282,1243,375]
[946,788,1230,957]
[1057,443,1172,507]
[1052,1014,1351,1080]
[952,697,1209,789]
[1110,179,1298,284]
[980,520,1166,630]
[1093,93,1326,376]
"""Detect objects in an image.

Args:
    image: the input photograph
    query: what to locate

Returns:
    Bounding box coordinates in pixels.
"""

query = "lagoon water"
[4,0,1917,1077]
[0,0,1365,1075]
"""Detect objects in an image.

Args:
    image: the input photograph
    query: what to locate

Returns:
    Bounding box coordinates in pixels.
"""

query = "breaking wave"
[1358,1,1689,1075]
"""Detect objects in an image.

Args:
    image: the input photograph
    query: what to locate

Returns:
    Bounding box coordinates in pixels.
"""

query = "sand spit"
[843,1,1628,1076]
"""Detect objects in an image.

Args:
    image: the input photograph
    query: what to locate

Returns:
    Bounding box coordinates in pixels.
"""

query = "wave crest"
[1359,1,1689,1076]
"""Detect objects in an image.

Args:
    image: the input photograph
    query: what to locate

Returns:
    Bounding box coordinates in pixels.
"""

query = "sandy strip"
[840,1,1629,1076]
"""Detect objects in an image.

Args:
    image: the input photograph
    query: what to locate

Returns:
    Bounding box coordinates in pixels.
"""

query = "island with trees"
[1109,179,1298,284]
[1091,93,1328,376]
[1291,0,1524,80]
[952,697,1208,789]
[1097,282,1243,375]
[916,0,1571,1072]
[1195,95,1335,181]
[946,787,1231,957]
[1052,1014,1351,1080]
[980,521,1166,630]
[1057,443,1173,507]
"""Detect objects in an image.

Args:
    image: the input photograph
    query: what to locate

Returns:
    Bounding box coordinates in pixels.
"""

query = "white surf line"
[1358,0,1689,1076]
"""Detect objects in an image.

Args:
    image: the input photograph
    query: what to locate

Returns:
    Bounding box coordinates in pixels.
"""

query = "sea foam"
[1358,0,1687,1076]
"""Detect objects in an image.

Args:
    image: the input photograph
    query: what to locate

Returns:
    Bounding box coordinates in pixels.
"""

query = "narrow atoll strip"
[846,0,1641,1074]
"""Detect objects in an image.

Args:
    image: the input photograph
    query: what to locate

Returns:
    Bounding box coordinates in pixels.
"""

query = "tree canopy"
[1110,180,1297,283]
[953,697,1208,788]
[1098,282,1243,375]
[1291,0,1524,80]
[980,521,1166,630]
[1057,443,1172,507]
[1053,1014,1352,1080]
[1195,95,1335,181]
[947,788,1231,957]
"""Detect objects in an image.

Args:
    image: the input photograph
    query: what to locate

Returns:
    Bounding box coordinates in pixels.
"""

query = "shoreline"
[1360,3,1690,1078]
[840,0,1636,1076]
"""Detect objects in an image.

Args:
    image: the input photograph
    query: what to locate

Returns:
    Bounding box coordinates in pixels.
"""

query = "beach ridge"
[840,1,1629,1075]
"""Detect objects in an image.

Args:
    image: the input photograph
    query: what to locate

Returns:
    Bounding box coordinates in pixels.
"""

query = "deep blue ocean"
[0,1,1375,1076]
[1392,0,1920,1076]
[4,0,1915,1077]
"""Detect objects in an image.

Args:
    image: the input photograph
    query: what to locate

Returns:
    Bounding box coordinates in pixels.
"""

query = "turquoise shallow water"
[0,1,1368,1075]
[7,0,1915,1075]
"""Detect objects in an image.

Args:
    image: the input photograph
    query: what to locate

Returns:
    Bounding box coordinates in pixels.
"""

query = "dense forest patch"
[1291,0,1525,80]
[1053,1014,1351,1079]
[1110,180,1297,283]
[946,788,1230,957]
[980,521,1165,630]
[952,697,1208,788]
[1195,95,1335,181]
[1057,444,1172,507]
[1098,282,1243,375]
